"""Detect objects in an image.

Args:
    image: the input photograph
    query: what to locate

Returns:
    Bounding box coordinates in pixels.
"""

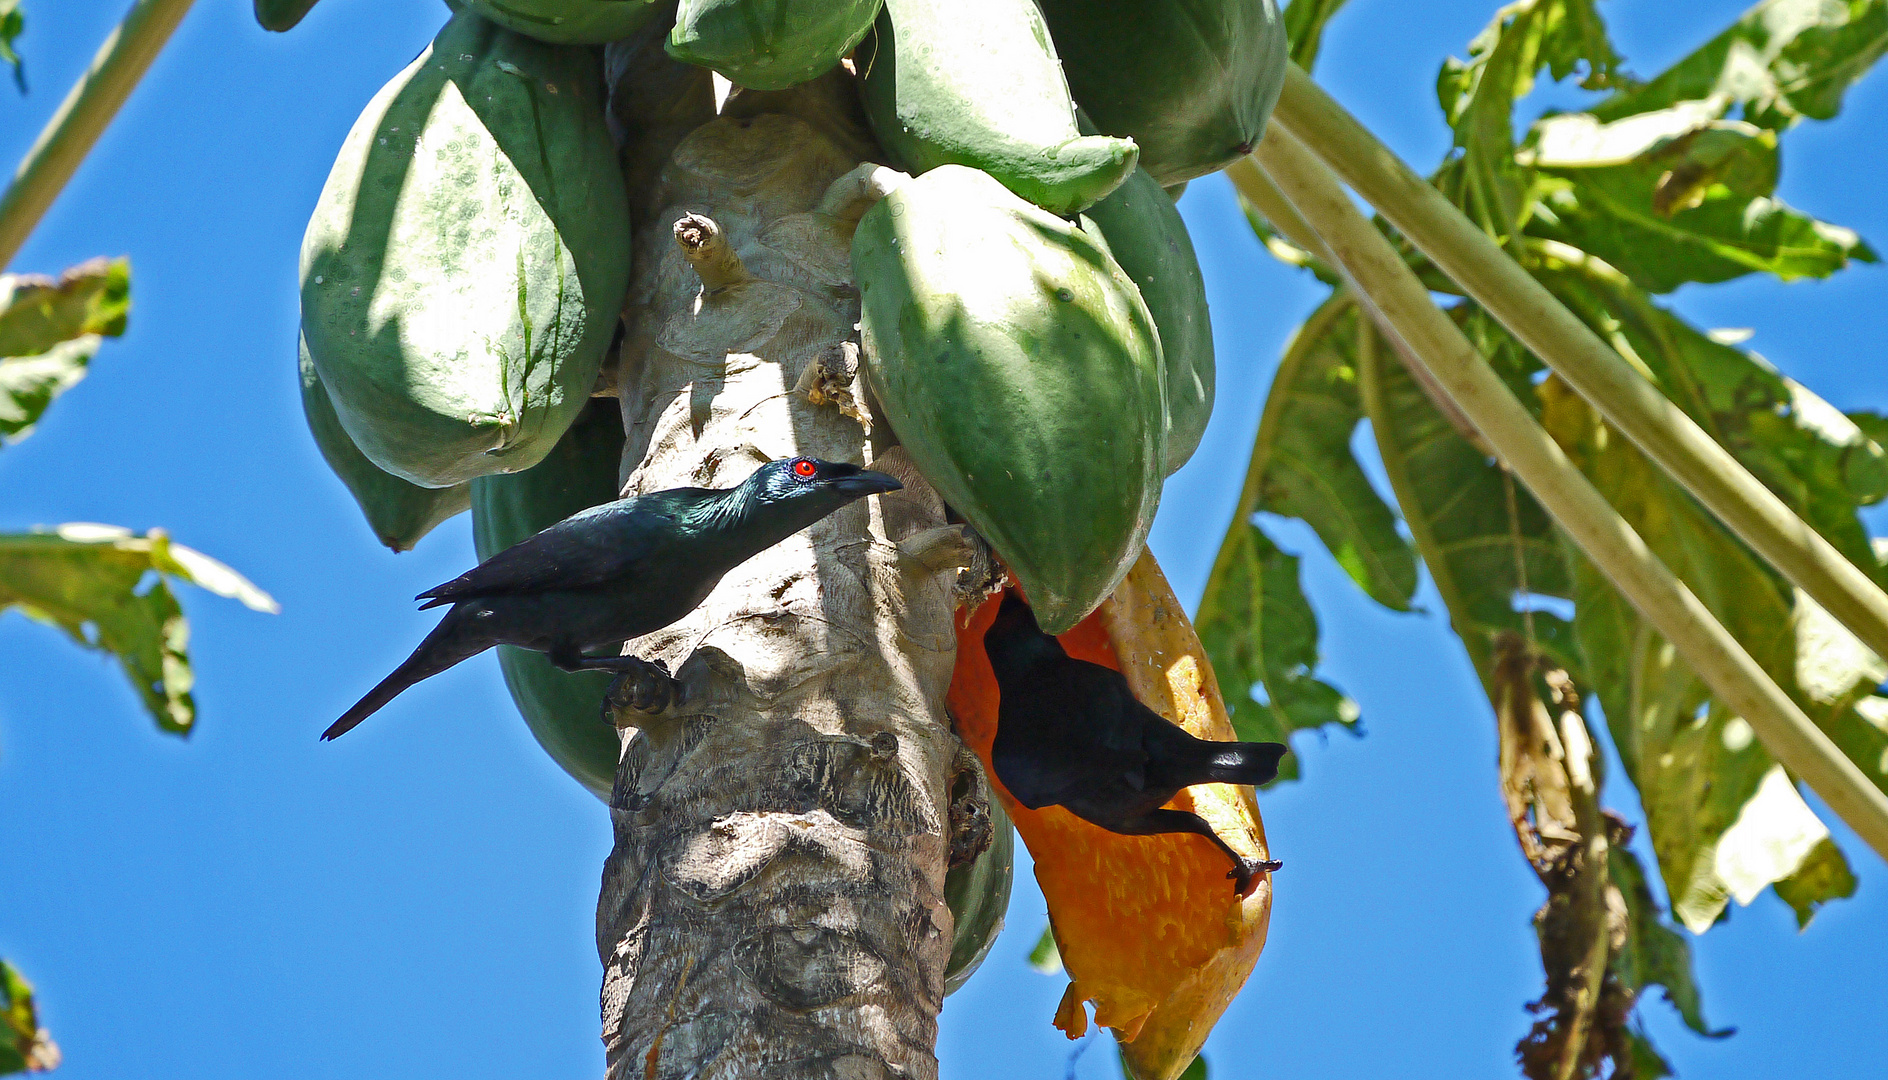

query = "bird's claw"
[1228,857,1283,898]
[604,656,685,717]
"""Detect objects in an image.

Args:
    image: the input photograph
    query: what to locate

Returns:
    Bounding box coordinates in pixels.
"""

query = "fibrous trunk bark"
[595,37,980,1080]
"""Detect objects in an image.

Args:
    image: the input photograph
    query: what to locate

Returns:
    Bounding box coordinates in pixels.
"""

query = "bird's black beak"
[830,469,903,498]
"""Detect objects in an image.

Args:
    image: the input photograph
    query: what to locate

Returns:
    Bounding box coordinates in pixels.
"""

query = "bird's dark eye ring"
[792,458,817,480]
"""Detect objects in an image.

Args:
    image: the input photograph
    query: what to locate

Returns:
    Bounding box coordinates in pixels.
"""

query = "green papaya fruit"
[471,400,628,801]
[856,0,1139,217]
[1081,165,1214,476]
[853,166,1165,634]
[1037,0,1289,186]
[943,795,1013,995]
[667,0,881,92]
[301,12,631,489]
[254,0,321,31]
[301,335,470,553]
[460,0,662,43]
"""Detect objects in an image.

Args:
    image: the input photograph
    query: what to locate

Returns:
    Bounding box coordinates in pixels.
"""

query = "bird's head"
[984,590,1066,676]
[741,456,903,518]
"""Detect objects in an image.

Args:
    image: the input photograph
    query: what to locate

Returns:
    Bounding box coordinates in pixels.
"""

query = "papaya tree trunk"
[595,43,979,1080]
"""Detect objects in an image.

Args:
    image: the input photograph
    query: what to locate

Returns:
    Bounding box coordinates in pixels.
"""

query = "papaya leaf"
[1027,926,1062,975]
[0,525,277,735]
[1524,115,1874,291]
[1622,1029,1674,1080]
[0,257,132,446]
[1590,0,1888,131]
[1606,843,1719,1038]
[0,257,131,356]
[0,0,20,94]
[0,959,57,1074]
[1542,377,1843,931]
[1773,836,1858,929]
[1282,0,1349,71]
[1436,0,1622,239]
[1196,519,1358,782]
[1,337,97,446]
[1240,293,1416,609]
[1358,303,1575,684]
[1538,265,1886,585]
[1844,411,1888,504]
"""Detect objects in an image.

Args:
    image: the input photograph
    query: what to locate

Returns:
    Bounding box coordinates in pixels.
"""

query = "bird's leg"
[547,647,685,714]
[1110,808,1281,897]
[601,655,685,716]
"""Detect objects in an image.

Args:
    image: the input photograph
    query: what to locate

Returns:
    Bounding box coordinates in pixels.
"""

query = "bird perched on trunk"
[984,590,1287,894]
[323,456,902,740]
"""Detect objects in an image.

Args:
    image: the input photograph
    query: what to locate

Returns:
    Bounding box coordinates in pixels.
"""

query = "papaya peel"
[858,0,1139,216]
[948,550,1273,1080]
[853,164,1166,635]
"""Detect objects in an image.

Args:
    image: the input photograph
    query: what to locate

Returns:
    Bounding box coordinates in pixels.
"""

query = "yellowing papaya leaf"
[0,525,276,735]
[0,959,58,1075]
[0,257,131,357]
[0,257,132,447]
[1772,836,1859,928]
[1589,0,1888,131]
[1540,377,1848,931]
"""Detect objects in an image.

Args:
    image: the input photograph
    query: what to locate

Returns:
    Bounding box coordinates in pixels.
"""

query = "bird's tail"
[321,611,490,741]
[1199,741,1290,788]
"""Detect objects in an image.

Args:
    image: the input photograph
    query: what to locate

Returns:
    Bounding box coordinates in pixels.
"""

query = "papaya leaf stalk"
[1268,61,1888,672]
[0,0,196,270]
[1236,123,1888,862]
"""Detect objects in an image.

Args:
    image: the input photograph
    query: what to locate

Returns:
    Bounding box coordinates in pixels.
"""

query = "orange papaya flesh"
[947,551,1273,1080]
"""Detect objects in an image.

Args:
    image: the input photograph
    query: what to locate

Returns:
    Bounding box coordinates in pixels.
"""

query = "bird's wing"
[991,731,1093,810]
[993,659,1152,808]
[1062,659,1158,784]
[416,502,674,608]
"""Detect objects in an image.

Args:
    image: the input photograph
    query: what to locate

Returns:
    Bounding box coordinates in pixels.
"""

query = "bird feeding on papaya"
[983,590,1287,894]
[322,457,902,740]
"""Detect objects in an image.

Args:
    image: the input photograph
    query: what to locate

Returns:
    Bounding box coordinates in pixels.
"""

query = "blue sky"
[1,1,1883,1077]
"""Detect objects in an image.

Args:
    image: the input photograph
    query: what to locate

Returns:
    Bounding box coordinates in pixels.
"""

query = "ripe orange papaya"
[949,551,1274,1080]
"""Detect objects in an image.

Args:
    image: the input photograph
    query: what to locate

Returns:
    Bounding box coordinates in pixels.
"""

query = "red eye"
[792,459,818,479]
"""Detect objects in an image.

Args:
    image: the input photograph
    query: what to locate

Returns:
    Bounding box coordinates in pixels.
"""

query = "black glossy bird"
[984,590,1288,894]
[323,456,902,740]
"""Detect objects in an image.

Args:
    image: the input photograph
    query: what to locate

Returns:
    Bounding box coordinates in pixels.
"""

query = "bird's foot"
[603,656,685,717]
[1229,857,1283,898]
